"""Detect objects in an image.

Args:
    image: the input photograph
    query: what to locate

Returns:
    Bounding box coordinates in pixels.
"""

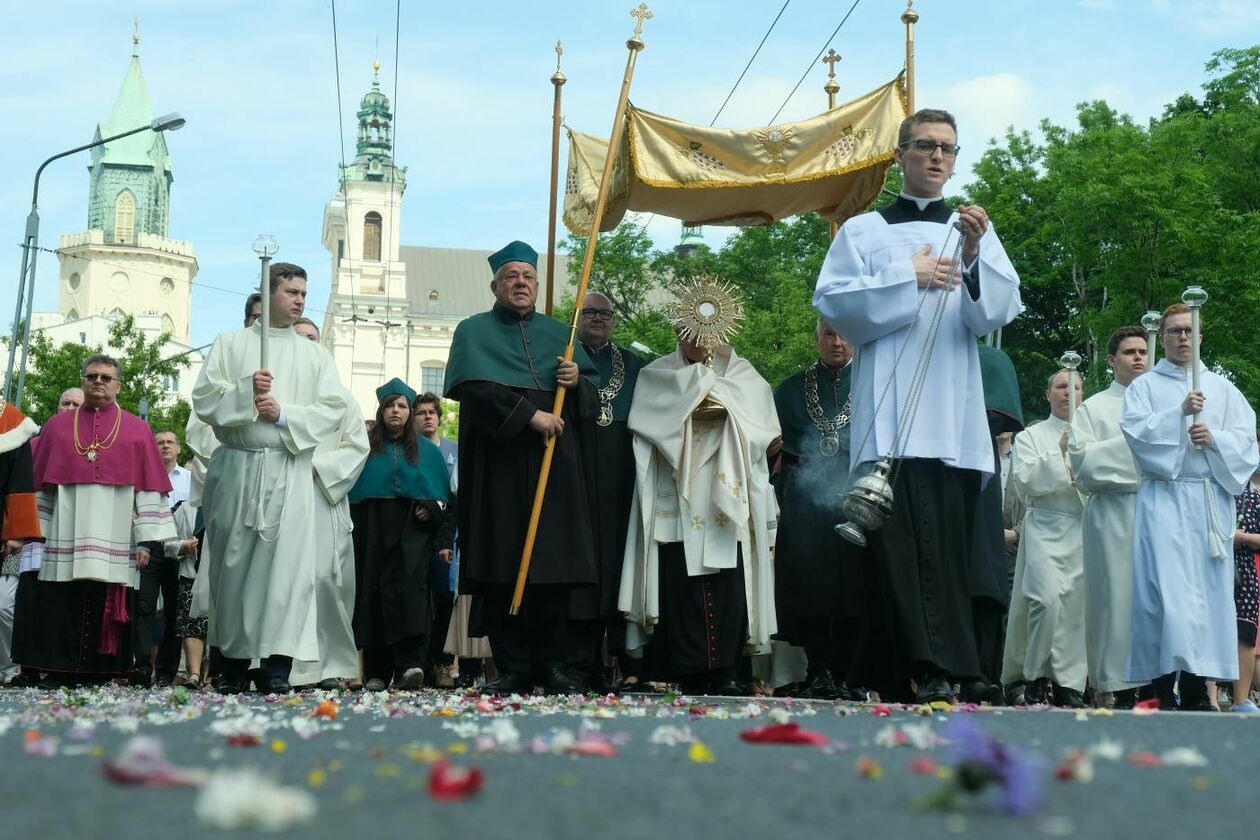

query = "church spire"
[345,61,405,185]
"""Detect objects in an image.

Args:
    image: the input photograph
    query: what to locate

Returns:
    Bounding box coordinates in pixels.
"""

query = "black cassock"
[570,343,645,656]
[454,381,599,672]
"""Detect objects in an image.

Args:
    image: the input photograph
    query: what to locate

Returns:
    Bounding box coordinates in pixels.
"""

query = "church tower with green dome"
[321,61,412,412]
[56,28,197,344]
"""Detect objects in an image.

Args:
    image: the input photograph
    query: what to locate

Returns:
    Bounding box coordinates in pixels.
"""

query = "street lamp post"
[252,235,279,371]
[4,112,186,409]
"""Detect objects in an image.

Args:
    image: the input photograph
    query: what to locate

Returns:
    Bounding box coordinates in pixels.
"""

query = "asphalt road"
[0,687,1253,839]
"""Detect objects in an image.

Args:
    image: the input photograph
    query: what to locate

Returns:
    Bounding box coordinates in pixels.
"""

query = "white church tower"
[321,61,411,413]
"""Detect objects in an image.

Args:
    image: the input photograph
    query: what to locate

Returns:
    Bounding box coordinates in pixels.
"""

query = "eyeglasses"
[83,373,117,383]
[900,139,961,158]
[581,308,614,321]
[1163,327,1193,338]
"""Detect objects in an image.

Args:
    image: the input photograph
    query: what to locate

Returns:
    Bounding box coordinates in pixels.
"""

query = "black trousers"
[658,542,747,680]
[133,550,180,678]
[480,584,569,675]
[364,635,427,683]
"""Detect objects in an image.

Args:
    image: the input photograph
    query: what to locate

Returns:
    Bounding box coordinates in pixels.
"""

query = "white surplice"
[1068,381,1142,692]
[290,395,369,685]
[1120,359,1258,682]
[38,485,174,587]
[618,346,780,649]
[185,414,218,619]
[193,323,349,661]
[812,207,1022,475]
[1001,415,1087,691]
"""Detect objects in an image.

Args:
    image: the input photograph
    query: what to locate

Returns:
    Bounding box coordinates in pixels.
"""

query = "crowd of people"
[0,107,1255,712]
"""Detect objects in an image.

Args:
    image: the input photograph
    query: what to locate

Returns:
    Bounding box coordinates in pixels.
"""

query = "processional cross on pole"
[630,3,653,37]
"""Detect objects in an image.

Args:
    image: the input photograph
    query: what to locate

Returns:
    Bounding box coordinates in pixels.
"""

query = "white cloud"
[942,72,1035,148]
[1182,0,1260,36]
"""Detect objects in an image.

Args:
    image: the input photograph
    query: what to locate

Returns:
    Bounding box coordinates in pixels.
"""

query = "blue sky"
[3,0,1258,348]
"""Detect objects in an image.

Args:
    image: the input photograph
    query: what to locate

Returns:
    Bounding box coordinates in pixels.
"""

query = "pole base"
[508,603,521,617]
[834,521,868,547]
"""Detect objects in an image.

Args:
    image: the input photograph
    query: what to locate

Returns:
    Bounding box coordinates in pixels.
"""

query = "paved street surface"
[0,687,1252,838]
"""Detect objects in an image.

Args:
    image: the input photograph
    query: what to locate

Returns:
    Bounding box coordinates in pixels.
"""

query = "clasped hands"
[913,204,988,289]
[253,370,281,423]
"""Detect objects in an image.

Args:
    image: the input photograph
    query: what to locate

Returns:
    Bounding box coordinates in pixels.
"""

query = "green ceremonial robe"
[772,361,865,638]
[445,304,600,592]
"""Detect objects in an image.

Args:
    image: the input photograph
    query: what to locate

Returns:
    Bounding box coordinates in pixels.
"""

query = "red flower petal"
[738,722,829,746]
[1127,751,1162,769]
[226,734,262,747]
[428,760,485,800]
[565,740,618,757]
[872,705,893,717]
[908,756,938,775]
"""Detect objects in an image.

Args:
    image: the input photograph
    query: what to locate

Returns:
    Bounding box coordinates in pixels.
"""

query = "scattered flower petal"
[427,760,484,801]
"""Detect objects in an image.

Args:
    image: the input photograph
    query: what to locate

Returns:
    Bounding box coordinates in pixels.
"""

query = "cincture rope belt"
[225,444,291,543]
[1142,474,1231,561]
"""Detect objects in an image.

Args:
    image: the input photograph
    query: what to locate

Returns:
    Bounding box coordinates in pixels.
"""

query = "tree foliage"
[16,314,193,444]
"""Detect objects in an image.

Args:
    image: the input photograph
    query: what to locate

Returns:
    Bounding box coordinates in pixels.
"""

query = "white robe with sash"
[1001,415,1087,691]
[1120,358,1257,681]
[1068,381,1142,692]
[289,394,369,685]
[193,323,349,661]
[618,346,780,650]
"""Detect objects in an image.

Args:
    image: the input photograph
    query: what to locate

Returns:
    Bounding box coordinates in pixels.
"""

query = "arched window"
[161,313,175,335]
[66,308,79,322]
[363,211,382,262]
[114,191,136,243]
[107,307,125,321]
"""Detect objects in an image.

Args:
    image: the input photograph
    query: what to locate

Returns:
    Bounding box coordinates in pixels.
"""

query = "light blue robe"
[1120,358,1258,681]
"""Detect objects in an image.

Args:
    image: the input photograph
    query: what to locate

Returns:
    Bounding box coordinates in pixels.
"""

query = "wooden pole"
[545,42,567,316]
[510,5,652,615]
[902,1,918,112]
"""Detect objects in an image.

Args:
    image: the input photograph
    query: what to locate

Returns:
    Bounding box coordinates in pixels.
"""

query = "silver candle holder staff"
[1141,310,1161,364]
[1183,285,1209,449]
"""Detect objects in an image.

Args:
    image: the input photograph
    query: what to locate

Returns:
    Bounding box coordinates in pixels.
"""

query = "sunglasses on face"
[84,373,117,383]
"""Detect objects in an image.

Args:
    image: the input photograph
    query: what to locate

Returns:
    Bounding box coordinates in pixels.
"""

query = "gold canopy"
[563,73,907,234]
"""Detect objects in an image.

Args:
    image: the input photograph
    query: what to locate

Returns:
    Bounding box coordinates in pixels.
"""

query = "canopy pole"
[902,1,918,112]
[544,42,566,315]
[510,5,653,615]
[823,49,841,241]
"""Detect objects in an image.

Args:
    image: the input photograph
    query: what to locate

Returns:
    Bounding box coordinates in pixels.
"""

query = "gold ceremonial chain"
[73,404,123,462]
[596,344,627,427]
[804,362,851,457]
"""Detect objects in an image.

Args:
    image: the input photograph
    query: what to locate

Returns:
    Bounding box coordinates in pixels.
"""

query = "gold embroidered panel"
[563,73,907,235]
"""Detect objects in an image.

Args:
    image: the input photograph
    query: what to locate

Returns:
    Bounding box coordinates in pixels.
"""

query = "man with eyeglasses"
[567,291,646,692]
[812,107,1023,704]
[1120,303,1258,711]
[11,354,176,688]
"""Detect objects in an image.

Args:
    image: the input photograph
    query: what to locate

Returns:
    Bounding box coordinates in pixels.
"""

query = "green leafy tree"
[19,315,194,443]
[561,222,656,318]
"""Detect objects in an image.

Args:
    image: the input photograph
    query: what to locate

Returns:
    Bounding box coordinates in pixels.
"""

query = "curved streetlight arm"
[30,123,156,209]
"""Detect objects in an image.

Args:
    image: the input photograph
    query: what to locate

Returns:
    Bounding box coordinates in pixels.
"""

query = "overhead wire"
[767,0,863,124]
[376,0,404,384]
[330,0,362,377]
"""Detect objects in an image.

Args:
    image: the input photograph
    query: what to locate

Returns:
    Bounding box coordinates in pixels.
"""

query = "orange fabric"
[1,490,39,541]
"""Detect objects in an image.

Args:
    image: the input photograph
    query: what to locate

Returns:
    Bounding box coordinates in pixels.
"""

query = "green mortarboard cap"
[488,240,538,273]
[376,377,417,406]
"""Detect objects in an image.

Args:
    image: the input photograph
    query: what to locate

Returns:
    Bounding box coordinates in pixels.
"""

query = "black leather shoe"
[317,678,340,691]
[216,676,247,695]
[539,666,584,695]
[1052,684,1087,709]
[798,669,844,700]
[1003,680,1027,706]
[263,677,292,694]
[1024,677,1052,705]
[5,671,38,689]
[480,670,533,695]
[1112,688,1138,710]
[914,673,954,705]
[127,669,153,689]
[706,677,746,697]
[960,678,1006,706]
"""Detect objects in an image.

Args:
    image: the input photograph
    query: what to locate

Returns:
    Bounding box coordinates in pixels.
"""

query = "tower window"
[114,191,136,243]
[421,363,445,395]
[363,211,382,262]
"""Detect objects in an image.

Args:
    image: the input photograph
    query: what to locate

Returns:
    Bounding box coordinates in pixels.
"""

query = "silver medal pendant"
[597,404,614,427]
[819,433,839,457]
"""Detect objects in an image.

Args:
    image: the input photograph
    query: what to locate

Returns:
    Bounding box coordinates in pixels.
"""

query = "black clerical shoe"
[397,668,426,691]
[126,669,153,689]
[262,677,292,695]
[216,676,247,696]
[364,678,388,692]
[914,673,954,705]
[480,670,533,695]
[4,671,38,689]
[1024,677,1052,705]
[1112,688,1138,710]
[1052,684,1087,709]
[316,678,340,692]
[798,669,844,701]
[959,678,1006,706]
[707,677,747,697]
[539,666,584,695]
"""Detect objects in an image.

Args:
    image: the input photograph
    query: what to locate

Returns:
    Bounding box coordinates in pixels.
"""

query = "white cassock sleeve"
[192,335,258,430]
[956,223,1023,337]
[313,399,371,506]
[812,222,920,347]
[1012,424,1072,499]
[1119,377,1188,479]
[1068,401,1138,495]
[274,354,349,455]
[1204,382,1258,497]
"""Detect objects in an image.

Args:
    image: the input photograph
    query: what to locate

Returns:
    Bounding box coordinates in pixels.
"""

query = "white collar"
[899,190,943,211]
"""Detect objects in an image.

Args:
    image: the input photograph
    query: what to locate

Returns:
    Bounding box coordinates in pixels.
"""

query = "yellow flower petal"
[307,768,328,788]
[270,739,288,754]
[688,741,716,763]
